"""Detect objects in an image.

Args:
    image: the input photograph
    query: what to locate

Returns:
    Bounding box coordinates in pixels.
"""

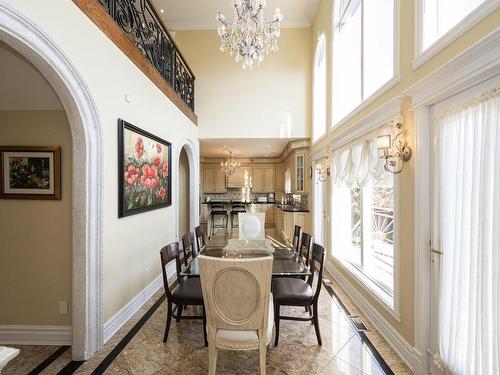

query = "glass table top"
[180,246,311,277]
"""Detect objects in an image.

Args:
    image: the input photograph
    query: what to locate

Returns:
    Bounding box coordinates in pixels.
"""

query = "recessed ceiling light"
[160,8,164,13]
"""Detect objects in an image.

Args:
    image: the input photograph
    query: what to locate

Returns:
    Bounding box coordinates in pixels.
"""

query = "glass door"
[429,77,500,375]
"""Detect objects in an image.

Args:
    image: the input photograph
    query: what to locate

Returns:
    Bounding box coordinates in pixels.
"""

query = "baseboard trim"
[103,263,175,343]
[325,260,420,373]
[0,325,72,345]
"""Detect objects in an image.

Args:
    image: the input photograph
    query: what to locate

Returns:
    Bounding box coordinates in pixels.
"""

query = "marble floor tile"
[333,336,387,375]
[2,345,61,375]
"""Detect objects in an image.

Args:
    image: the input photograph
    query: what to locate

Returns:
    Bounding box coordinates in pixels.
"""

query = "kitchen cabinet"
[275,165,284,192]
[227,165,251,188]
[295,153,305,193]
[252,166,275,192]
[250,204,275,226]
[204,165,226,193]
[277,207,310,245]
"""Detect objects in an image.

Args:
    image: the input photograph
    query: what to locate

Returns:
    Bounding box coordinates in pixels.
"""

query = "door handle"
[430,248,443,255]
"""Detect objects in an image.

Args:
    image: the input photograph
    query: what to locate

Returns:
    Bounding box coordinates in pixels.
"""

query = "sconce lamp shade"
[377,135,391,150]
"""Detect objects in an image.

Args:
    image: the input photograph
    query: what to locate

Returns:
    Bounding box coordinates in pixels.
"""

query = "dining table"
[179,244,311,278]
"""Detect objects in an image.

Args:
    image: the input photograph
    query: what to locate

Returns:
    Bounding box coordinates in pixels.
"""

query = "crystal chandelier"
[221,151,241,175]
[216,0,283,69]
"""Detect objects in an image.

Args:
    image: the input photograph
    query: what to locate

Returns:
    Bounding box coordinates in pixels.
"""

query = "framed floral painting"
[118,119,171,217]
[0,146,61,200]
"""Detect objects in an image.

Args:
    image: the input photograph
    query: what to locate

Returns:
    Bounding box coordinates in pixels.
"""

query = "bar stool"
[229,203,247,231]
[209,203,228,237]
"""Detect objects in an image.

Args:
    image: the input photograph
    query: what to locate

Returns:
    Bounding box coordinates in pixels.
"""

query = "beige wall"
[310,0,500,346]
[179,148,190,237]
[0,110,72,326]
[174,28,312,139]
[6,0,199,323]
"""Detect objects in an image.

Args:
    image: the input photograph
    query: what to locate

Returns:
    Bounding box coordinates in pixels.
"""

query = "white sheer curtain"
[434,88,500,375]
[331,139,388,188]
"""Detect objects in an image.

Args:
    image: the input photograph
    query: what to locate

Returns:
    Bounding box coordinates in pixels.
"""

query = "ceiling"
[200,138,293,158]
[152,0,320,30]
[0,41,62,111]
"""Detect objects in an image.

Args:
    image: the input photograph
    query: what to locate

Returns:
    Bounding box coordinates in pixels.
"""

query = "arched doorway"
[178,147,191,238]
[174,139,200,239]
[0,3,103,360]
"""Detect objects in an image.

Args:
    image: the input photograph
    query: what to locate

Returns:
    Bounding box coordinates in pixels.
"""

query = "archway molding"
[0,3,104,360]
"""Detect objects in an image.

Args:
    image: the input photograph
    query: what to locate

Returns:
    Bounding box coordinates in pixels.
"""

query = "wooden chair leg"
[274,303,280,347]
[202,306,208,347]
[208,343,218,375]
[313,301,322,346]
[163,300,172,343]
[176,305,183,322]
[259,340,267,375]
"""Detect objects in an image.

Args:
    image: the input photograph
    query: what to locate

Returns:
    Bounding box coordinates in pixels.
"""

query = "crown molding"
[166,17,311,31]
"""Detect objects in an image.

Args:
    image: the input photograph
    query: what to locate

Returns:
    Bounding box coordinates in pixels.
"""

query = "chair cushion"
[272,277,313,304]
[216,294,274,343]
[172,278,203,305]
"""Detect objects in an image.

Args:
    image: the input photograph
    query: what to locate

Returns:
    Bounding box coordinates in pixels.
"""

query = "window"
[331,140,395,307]
[421,0,486,51]
[415,0,498,67]
[313,34,327,142]
[332,0,395,126]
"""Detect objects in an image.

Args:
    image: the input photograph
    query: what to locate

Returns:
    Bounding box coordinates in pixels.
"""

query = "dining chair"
[272,243,325,346]
[160,242,207,346]
[238,212,266,240]
[292,225,302,253]
[299,232,313,267]
[181,231,197,266]
[199,254,274,375]
[195,224,207,253]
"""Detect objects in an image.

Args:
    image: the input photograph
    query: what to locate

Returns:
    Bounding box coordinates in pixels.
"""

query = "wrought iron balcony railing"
[97,0,195,111]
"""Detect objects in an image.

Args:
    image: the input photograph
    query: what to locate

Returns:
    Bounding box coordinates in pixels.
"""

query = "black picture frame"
[118,119,172,218]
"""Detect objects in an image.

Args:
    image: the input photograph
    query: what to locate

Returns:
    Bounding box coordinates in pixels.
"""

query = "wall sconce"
[315,155,330,183]
[377,122,412,174]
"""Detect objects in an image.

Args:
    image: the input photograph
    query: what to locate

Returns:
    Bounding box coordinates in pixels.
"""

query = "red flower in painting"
[140,164,159,189]
[157,186,167,200]
[162,163,169,177]
[124,165,140,185]
[156,143,162,153]
[153,156,162,168]
[135,137,144,159]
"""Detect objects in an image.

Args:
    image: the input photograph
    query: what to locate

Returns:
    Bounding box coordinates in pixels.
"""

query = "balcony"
[74,0,197,124]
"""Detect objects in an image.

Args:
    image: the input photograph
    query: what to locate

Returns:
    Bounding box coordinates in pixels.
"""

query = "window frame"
[312,32,328,144]
[328,109,404,319]
[332,0,400,129]
[413,0,500,69]
[331,174,401,319]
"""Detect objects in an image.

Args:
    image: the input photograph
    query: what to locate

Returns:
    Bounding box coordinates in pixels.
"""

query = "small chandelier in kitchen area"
[221,151,241,175]
[216,0,283,70]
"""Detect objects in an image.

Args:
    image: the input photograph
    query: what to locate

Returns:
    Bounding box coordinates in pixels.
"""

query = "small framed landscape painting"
[0,146,61,200]
[118,119,172,217]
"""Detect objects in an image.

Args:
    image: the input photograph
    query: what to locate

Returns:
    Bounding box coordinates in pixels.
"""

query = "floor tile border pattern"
[25,345,70,375]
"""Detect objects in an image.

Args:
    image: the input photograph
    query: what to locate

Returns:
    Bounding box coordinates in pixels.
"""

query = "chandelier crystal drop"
[216,0,283,69]
[221,151,241,176]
